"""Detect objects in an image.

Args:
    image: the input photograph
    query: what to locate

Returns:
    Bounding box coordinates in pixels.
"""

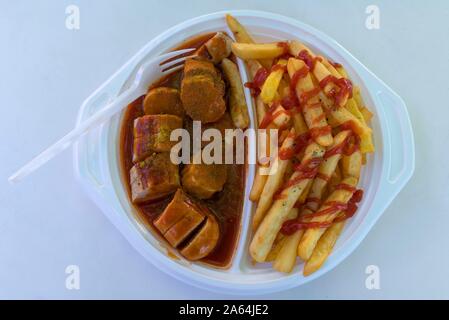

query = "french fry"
[246,60,268,123]
[314,61,350,108]
[352,86,374,124]
[303,221,345,276]
[273,204,313,273]
[283,160,294,182]
[253,129,296,230]
[265,233,286,262]
[302,167,345,276]
[313,61,339,97]
[247,59,263,77]
[250,142,325,262]
[287,58,333,147]
[353,86,374,123]
[344,98,374,153]
[318,91,335,112]
[292,110,309,135]
[287,207,300,220]
[360,106,374,123]
[225,14,273,69]
[270,104,291,128]
[225,14,255,44]
[260,60,287,103]
[249,104,274,203]
[289,41,349,107]
[335,65,348,78]
[250,166,269,202]
[297,179,313,205]
[319,58,354,109]
[360,132,374,154]
[232,43,285,60]
[288,40,313,57]
[255,95,267,124]
[289,40,349,106]
[297,176,358,261]
[327,164,342,195]
[319,57,342,79]
[249,96,269,202]
[266,208,299,262]
[353,86,364,110]
[278,78,290,99]
[273,228,304,273]
[345,98,365,124]
[341,149,362,179]
[347,86,375,149]
[278,129,290,145]
[327,106,372,137]
[246,59,270,201]
[221,58,250,129]
[250,120,277,202]
[306,130,352,211]
[253,38,373,156]
[249,105,269,202]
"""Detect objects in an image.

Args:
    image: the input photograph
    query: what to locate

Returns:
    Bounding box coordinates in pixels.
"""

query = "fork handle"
[9,84,144,184]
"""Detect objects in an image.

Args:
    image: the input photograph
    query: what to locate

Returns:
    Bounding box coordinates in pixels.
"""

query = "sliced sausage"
[180,214,220,260]
[130,153,180,203]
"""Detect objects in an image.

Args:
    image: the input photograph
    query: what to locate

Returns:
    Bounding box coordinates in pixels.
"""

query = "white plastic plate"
[74,10,415,295]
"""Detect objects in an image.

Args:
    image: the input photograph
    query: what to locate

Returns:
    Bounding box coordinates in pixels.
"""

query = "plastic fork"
[8,48,196,184]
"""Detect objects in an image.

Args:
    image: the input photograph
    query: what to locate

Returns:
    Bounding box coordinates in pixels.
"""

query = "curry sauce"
[119,33,246,268]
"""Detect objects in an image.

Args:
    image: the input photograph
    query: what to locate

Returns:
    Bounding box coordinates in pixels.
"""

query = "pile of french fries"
[226,15,375,276]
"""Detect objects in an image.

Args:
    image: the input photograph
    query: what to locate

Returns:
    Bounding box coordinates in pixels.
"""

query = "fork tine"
[161,54,197,73]
[159,48,196,66]
[161,64,184,75]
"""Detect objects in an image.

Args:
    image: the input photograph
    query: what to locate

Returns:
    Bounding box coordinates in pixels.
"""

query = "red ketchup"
[324,137,348,159]
[271,63,287,73]
[316,172,330,182]
[281,65,309,110]
[245,67,269,97]
[273,156,322,201]
[259,102,290,129]
[277,42,290,55]
[297,50,321,70]
[278,132,311,161]
[309,126,332,141]
[341,125,361,156]
[280,189,364,235]
[300,88,321,106]
[291,65,310,89]
[334,189,364,222]
[287,157,322,187]
[329,60,342,69]
[319,75,353,106]
[334,183,356,193]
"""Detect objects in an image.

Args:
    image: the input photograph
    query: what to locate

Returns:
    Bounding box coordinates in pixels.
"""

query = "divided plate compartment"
[74,11,414,294]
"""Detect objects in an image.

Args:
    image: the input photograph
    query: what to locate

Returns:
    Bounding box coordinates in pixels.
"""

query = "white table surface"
[1,0,448,299]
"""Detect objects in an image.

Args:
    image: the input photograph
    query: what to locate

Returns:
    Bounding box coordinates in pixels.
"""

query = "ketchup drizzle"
[309,126,332,140]
[259,102,290,129]
[319,75,353,106]
[273,156,322,200]
[282,65,310,110]
[277,42,290,54]
[297,50,322,70]
[333,183,356,193]
[245,67,269,97]
[300,87,321,105]
[280,189,364,235]
[278,132,311,161]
